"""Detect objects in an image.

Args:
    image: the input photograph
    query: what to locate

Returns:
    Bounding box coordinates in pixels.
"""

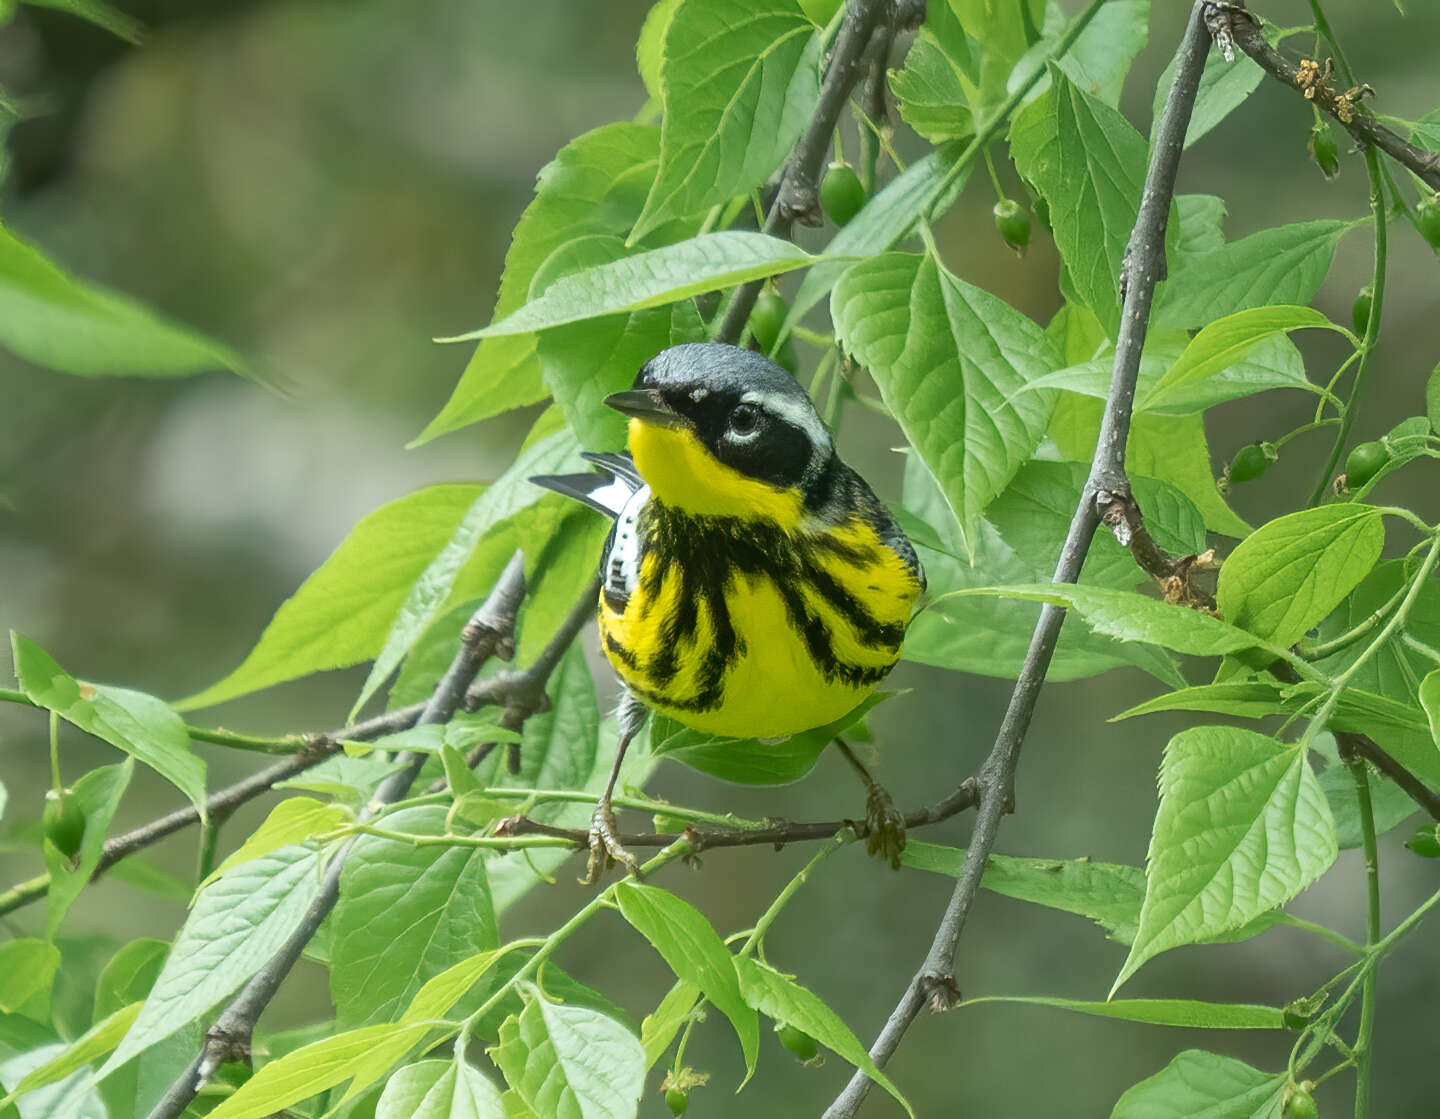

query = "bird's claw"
[580,801,639,885]
[864,783,906,870]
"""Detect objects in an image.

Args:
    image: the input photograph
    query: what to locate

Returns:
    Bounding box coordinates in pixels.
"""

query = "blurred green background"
[2,1,1438,1114]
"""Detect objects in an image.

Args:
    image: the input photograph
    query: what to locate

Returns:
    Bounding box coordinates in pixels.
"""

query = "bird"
[533,342,925,881]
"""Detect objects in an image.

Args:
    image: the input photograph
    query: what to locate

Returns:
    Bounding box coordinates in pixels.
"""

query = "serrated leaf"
[180,483,484,708]
[1155,222,1357,331]
[1144,306,1347,410]
[889,29,975,143]
[0,941,60,1020]
[1033,0,1149,109]
[945,584,1270,657]
[0,1039,105,1119]
[1112,727,1337,995]
[102,846,324,1075]
[615,883,758,1076]
[1127,411,1251,538]
[1008,66,1149,335]
[632,0,820,240]
[832,250,1055,551]
[377,1060,505,1119]
[636,0,680,102]
[734,957,914,1117]
[332,805,498,1026]
[961,995,1282,1030]
[205,797,351,887]
[418,122,698,443]
[488,995,644,1119]
[449,232,814,341]
[1110,1050,1285,1119]
[1217,504,1385,648]
[40,759,134,939]
[13,635,205,817]
[202,1022,431,1119]
[0,222,248,378]
[353,430,582,717]
[0,1002,139,1104]
[1114,682,1290,722]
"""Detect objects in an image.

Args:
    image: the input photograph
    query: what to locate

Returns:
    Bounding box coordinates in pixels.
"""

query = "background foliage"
[2,0,1440,1116]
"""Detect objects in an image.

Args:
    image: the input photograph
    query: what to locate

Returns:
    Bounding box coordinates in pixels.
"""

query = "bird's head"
[605,343,833,523]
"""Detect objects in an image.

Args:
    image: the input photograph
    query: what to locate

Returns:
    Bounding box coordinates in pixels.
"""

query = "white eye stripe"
[738,390,831,454]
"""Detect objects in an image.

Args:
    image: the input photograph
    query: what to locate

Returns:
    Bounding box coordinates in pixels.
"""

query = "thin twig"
[145,553,527,1119]
[1221,4,1440,191]
[1337,732,1440,823]
[822,6,1215,1114]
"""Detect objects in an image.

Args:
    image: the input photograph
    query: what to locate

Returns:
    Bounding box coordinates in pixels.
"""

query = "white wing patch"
[604,483,650,604]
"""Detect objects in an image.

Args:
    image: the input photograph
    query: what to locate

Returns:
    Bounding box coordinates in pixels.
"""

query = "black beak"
[604,389,686,427]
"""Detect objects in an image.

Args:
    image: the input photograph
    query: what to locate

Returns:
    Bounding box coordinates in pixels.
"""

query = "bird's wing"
[581,451,644,487]
[530,456,641,520]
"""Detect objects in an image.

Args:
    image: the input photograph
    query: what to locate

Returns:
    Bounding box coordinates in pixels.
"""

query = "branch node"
[920,974,962,1013]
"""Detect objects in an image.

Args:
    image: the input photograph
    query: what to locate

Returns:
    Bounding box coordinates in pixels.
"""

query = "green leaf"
[488,994,644,1119]
[94,939,169,1019]
[449,232,814,341]
[13,635,205,817]
[202,1023,431,1119]
[23,0,141,43]
[102,846,325,1075]
[0,1038,106,1119]
[733,957,914,1117]
[832,250,1055,551]
[1145,306,1347,410]
[902,841,1147,943]
[946,584,1271,657]
[785,142,969,336]
[1173,194,1227,257]
[332,806,499,1027]
[1110,1050,1285,1119]
[1427,361,1440,434]
[632,0,820,240]
[182,483,482,707]
[615,883,758,1076]
[1217,504,1385,648]
[353,431,583,717]
[1423,670,1440,746]
[1112,727,1337,995]
[1126,411,1252,538]
[889,30,975,143]
[652,692,886,784]
[399,948,508,1026]
[640,981,700,1070]
[40,759,133,939]
[0,941,60,1021]
[1312,734,1418,850]
[205,797,351,887]
[1155,222,1357,331]
[1008,66,1149,335]
[0,222,248,378]
[960,995,1283,1030]
[1113,682,1291,722]
[900,457,1183,685]
[1038,0,1149,109]
[0,1003,139,1105]
[1152,22,1273,148]
[416,122,697,443]
[377,1060,505,1119]
[636,0,681,102]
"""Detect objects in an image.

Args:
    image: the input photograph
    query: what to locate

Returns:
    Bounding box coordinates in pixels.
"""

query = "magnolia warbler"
[534,342,924,879]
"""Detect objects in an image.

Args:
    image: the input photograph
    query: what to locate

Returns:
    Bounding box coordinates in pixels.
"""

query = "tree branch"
[715,0,911,345]
[146,552,527,1119]
[822,6,1215,1115]
[1220,3,1440,191]
[1337,731,1440,823]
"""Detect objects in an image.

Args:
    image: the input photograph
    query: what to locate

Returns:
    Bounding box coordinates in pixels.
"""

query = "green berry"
[43,788,86,859]
[1344,441,1389,488]
[666,1087,689,1115]
[749,288,787,353]
[993,198,1031,254]
[819,163,867,227]
[1407,824,1440,858]
[1416,194,1440,249]
[1284,1084,1319,1119]
[777,1023,819,1062]
[1227,442,1274,484]
[1351,284,1374,337]
[1309,123,1340,179]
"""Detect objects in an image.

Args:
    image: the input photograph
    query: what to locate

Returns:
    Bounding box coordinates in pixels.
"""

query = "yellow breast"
[598,512,921,739]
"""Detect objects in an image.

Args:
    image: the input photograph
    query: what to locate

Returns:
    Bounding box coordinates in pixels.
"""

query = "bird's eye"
[728,403,761,437]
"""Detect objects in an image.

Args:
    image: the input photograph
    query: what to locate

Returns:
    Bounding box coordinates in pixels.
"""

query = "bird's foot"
[581,800,640,885]
[863,782,906,870]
